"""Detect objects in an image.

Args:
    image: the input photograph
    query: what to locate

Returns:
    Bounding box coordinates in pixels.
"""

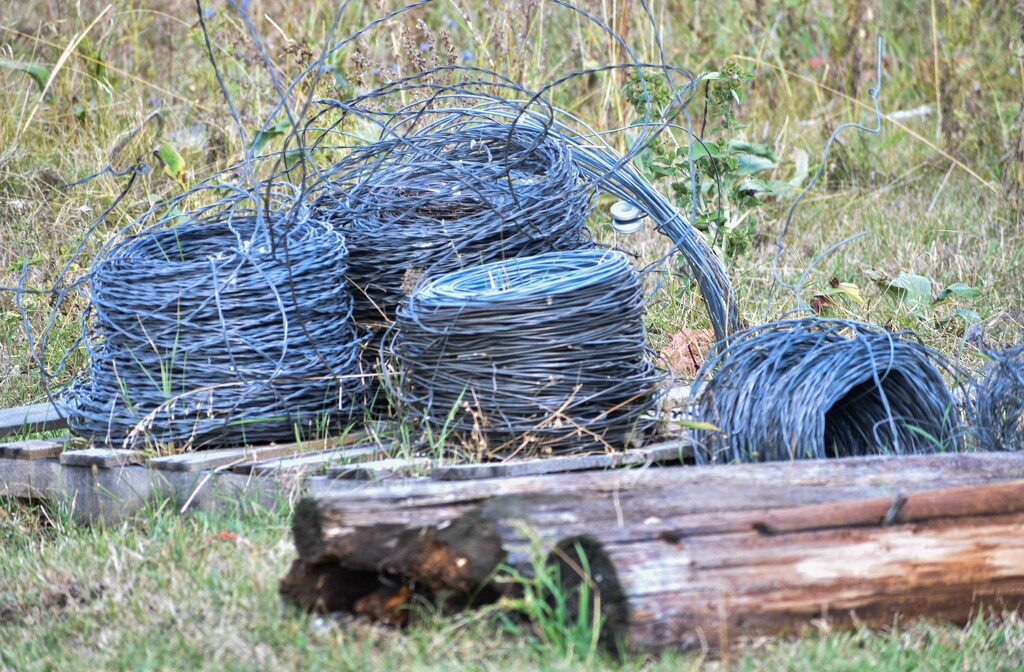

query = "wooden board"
[146,431,373,473]
[59,449,146,468]
[0,402,68,439]
[234,445,384,476]
[431,441,689,481]
[148,442,322,473]
[0,438,67,460]
[328,457,433,481]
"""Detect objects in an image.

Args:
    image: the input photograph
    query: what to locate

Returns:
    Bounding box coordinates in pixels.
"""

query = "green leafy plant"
[865,269,981,325]
[624,60,775,265]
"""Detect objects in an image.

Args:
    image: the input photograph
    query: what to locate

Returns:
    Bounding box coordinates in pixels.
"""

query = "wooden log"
[551,505,1024,653]
[291,452,1024,566]
[283,453,1024,650]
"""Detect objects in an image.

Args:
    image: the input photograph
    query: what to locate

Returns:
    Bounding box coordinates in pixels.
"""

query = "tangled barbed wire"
[689,318,969,463]
[390,249,665,458]
[309,122,594,336]
[973,345,1024,452]
[62,195,366,450]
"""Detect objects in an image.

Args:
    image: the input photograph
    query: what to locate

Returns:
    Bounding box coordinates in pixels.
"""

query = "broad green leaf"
[824,281,866,305]
[882,272,933,314]
[703,71,723,81]
[934,282,982,304]
[734,177,770,194]
[251,117,293,156]
[728,141,778,162]
[154,140,187,187]
[0,58,52,97]
[733,153,775,175]
[284,148,304,170]
[680,141,722,160]
[939,309,982,327]
[6,255,45,273]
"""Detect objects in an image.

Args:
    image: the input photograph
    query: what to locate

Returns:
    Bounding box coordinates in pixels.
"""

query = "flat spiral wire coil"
[64,206,365,450]
[689,318,966,463]
[391,249,665,458]
[973,345,1024,451]
[310,123,594,332]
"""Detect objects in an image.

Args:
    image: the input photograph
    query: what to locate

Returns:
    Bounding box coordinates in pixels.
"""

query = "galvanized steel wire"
[62,198,365,449]
[390,249,665,458]
[973,345,1024,452]
[966,313,1024,451]
[309,123,594,332]
[690,318,968,463]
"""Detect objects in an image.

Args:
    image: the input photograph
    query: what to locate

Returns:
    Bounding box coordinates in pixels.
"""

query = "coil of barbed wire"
[389,248,665,459]
[309,122,594,340]
[63,200,366,451]
[331,92,742,343]
[973,344,1024,451]
[689,317,967,463]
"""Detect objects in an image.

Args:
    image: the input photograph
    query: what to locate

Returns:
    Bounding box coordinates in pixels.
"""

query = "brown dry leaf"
[810,294,835,315]
[660,327,716,377]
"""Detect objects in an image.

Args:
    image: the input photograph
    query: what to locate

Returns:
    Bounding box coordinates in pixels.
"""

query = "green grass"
[3,497,1024,671]
[2,0,1024,668]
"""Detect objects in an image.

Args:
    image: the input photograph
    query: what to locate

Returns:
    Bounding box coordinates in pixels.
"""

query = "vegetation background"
[1,0,1023,669]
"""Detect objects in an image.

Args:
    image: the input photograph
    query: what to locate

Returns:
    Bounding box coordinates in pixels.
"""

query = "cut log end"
[278,559,385,614]
[548,535,630,655]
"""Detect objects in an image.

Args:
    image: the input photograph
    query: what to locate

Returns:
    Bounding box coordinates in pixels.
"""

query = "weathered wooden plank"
[148,442,320,473]
[0,438,67,460]
[0,402,68,439]
[306,449,1024,510]
[59,448,146,468]
[431,442,689,481]
[234,445,384,476]
[328,457,433,481]
[0,455,61,498]
[146,431,373,473]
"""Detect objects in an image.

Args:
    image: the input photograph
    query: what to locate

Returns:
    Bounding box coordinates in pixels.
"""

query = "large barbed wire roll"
[973,345,1024,451]
[63,202,365,451]
[309,122,594,333]
[390,249,665,459]
[689,318,967,463]
[359,101,742,343]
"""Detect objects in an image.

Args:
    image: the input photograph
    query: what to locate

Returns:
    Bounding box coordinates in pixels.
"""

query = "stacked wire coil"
[689,318,966,463]
[390,108,741,342]
[311,123,594,333]
[973,345,1024,451]
[390,249,664,458]
[64,205,365,450]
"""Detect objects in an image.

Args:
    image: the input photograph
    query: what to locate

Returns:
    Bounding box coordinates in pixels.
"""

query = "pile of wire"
[689,318,967,463]
[309,123,594,335]
[389,249,664,458]
[395,107,742,343]
[63,200,365,450]
[973,345,1024,451]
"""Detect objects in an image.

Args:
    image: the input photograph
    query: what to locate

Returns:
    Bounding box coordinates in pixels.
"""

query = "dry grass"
[1,0,1023,668]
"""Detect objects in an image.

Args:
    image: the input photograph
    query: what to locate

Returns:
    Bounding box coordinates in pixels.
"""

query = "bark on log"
[281,453,1024,650]
[552,506,1024,652]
